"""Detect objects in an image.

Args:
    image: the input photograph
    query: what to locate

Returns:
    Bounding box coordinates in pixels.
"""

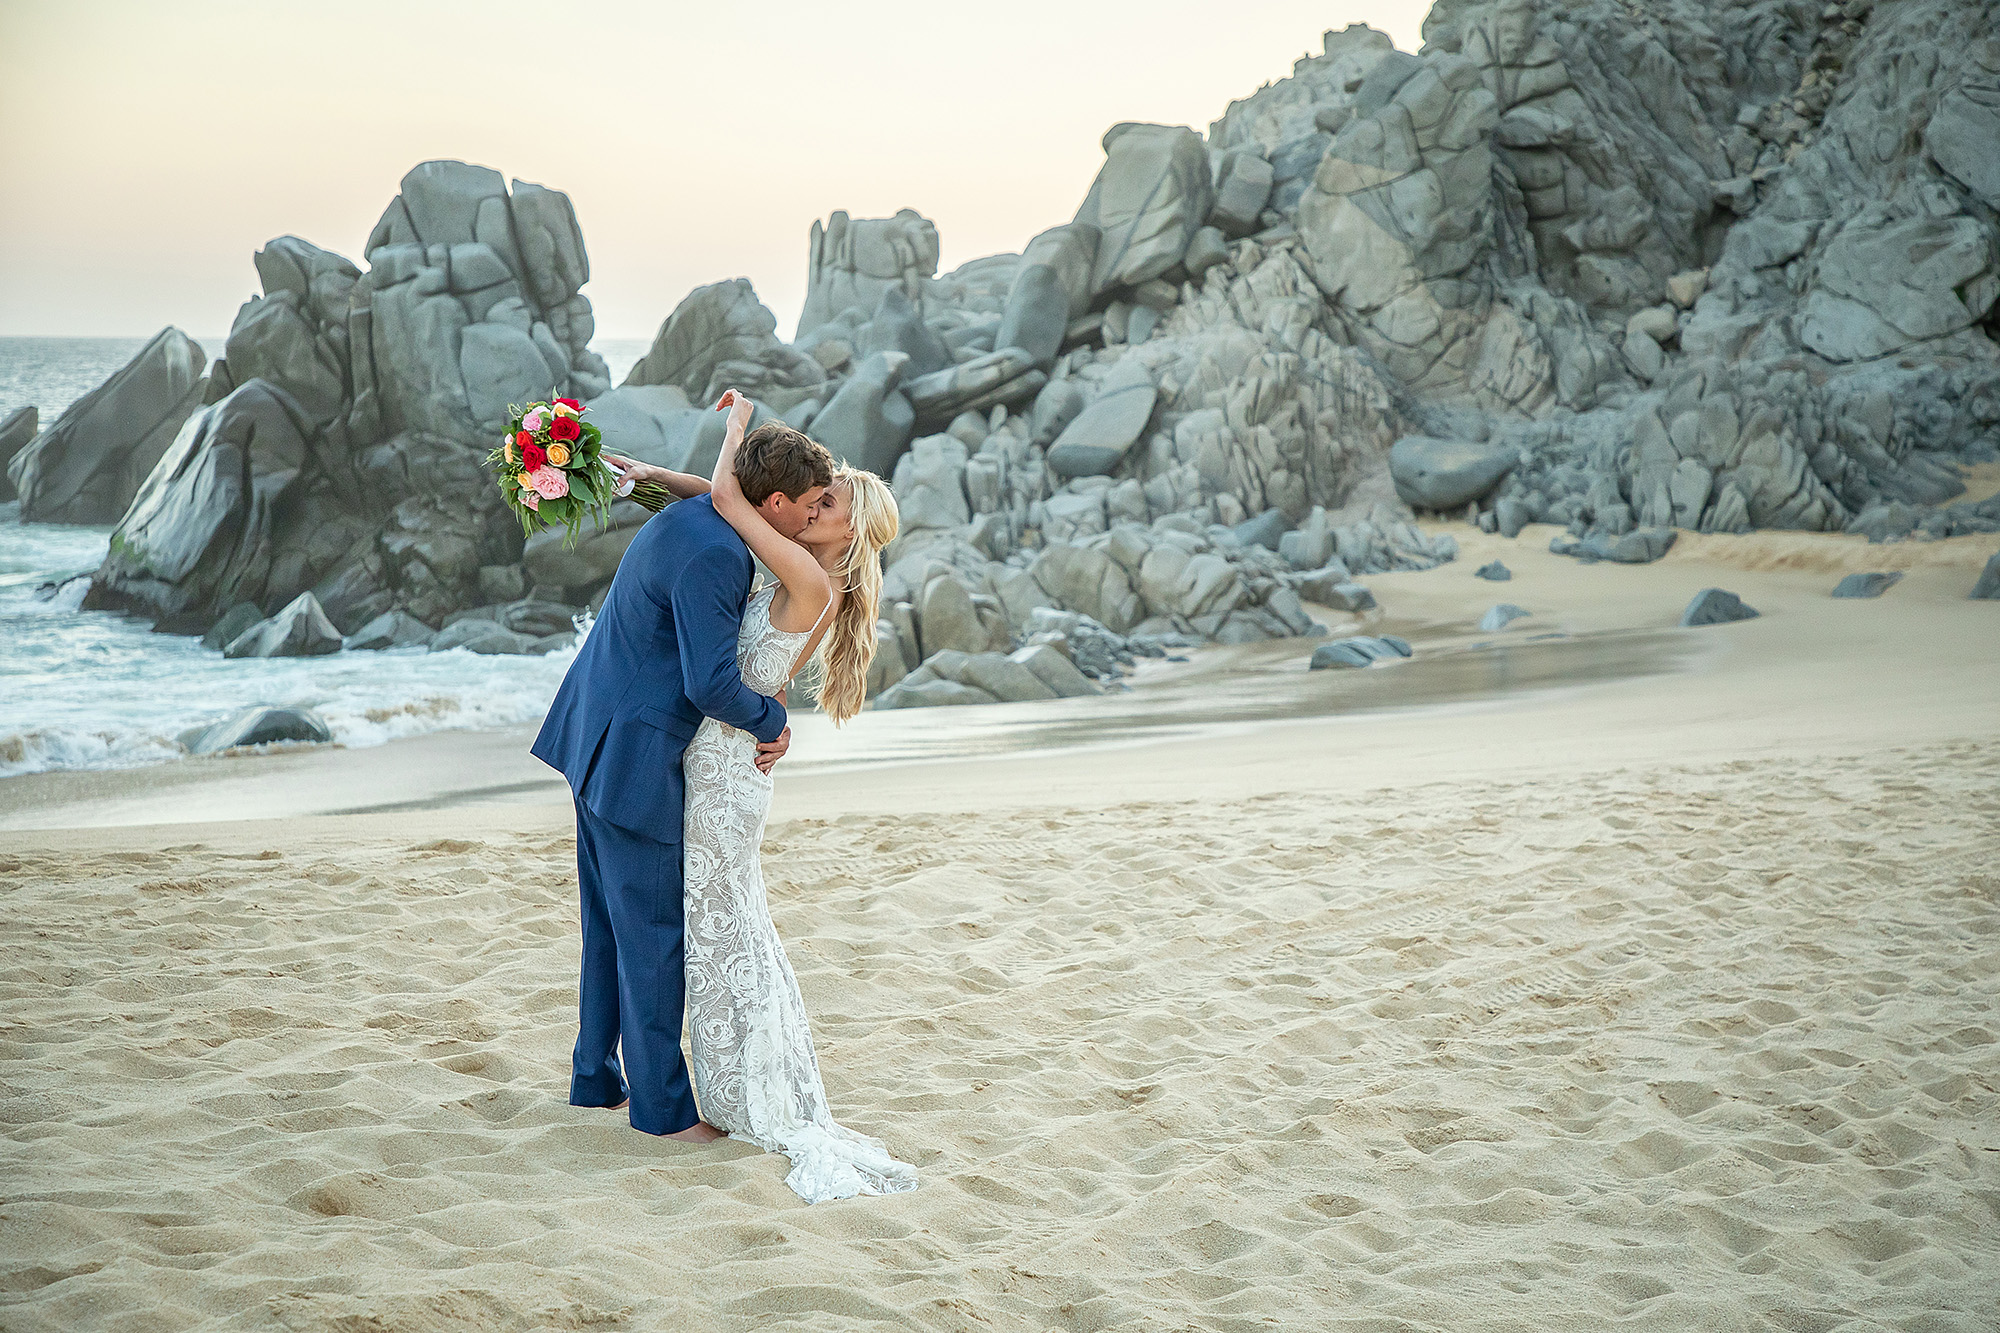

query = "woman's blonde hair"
[809,466,898,724]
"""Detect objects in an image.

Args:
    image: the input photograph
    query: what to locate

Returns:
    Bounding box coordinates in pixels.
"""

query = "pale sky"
[0,0,1427,342]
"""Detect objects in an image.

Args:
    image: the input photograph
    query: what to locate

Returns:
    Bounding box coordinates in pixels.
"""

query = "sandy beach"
[4,523,1998,1331]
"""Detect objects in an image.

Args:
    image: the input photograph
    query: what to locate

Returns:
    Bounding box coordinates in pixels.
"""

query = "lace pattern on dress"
[681,585,918,1202]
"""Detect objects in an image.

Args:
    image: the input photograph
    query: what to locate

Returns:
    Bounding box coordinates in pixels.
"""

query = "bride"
[620,390,915,1203]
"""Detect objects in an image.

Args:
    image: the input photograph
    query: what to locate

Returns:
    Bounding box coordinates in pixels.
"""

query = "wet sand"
[2,522,1997,1331]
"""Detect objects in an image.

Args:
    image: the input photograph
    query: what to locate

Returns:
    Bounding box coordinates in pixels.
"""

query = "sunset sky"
[0,0,1427,342]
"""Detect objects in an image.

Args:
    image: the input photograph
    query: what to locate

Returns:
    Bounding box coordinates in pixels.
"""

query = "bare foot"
[665,1121,725,1144]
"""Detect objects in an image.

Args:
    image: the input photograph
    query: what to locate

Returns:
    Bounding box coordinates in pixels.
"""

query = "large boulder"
[1798,213,1998,362]
[858,286,951,380]
[360,161,612,442]
[10,328,207,524]
[522,499,654,597]
[344,609,436,650]
[811,351,915,475]
[892,434,971,532]
[85,380,323,631]
[1389,436,1516,510]
[0,406,34,502]
[179,705,333,755]
[996,223,1101,369]
[621,278,825,412]
[903,348,1045,428]
[223,591,344,658]
[1074,123,1215,296]
[1047,354,1158,479]
[796,209,940,338]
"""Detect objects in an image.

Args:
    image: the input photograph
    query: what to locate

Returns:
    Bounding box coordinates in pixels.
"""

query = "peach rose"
[547,442,571,466]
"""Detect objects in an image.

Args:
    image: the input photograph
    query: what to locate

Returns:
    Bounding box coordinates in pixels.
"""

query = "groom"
[531,423,833,1141]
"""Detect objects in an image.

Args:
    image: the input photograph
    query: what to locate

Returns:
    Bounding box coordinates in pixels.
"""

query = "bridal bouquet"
[485,396,669,546]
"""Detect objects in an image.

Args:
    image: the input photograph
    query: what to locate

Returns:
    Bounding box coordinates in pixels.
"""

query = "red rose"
[554,397,581,409]
[521,441,548,472]
[548,415,582,442]
[515,429,534,449]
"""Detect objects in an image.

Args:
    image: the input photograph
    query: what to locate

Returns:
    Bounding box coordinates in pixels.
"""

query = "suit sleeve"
[671,543,789,744]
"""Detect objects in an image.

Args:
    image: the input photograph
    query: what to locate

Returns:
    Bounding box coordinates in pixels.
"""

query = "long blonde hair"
[810,466,898,724]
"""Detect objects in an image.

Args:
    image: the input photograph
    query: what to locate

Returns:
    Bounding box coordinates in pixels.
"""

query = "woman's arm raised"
[601,453,710,499]
[707,391,832,631]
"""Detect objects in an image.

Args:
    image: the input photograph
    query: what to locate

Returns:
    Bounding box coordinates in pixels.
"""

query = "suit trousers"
[570,799,700,1136]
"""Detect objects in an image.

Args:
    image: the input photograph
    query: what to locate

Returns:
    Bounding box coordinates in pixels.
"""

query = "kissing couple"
[532,390,916,1203]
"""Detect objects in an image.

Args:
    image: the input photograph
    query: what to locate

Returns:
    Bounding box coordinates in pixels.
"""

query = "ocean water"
[0,334,655,778]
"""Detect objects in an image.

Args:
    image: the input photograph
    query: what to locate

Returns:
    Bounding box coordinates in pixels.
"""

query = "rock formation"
[0,407,36,503]
[88,163,610,633]
[34,0,1995,710]
[11,329,206,524]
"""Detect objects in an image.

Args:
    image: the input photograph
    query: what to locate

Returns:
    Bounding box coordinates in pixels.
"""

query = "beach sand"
[3,523,1997,1331]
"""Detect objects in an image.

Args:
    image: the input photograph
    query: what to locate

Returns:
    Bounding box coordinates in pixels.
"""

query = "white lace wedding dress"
[681,584,918,1203]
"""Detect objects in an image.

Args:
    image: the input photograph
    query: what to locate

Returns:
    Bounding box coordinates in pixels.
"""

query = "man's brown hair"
[734,422,835,506]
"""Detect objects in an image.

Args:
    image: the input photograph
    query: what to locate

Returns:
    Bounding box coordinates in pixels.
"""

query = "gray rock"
[903,347,1044,427]
[1309,635,1412,669]
[1970,551,2000,600]
[891,434,971,532]
[796,209,939,339]
[867,619,912,697]
[622,277,825,411]
[1680,588,1759,627]
[1318,581,1378,613]
[344,609,437,650]
[874,677,997,710]
[1475,560,1511,581]
[1009,643,1103,698]
[1494,498,1534,540]
[813,351,916,475]
[179,705,332,755]
[523,500,653,596]
[1389,437,1516,511]
[0,405,35,502]
[1831,571,1903,599]
[917,573,988,656]
[1292,563,1358,605]
[1047,355,1158,478]
[994,263,1070,370]
[10,328,207,524]
[430,618,538,654]
[1209,151,1274,237]
[478,564,526,604]
[1278,506,1335,570]
[200,602,264,651]
[223,592,343,659]
[1073,123,1215,296]
[859,285,951,380]
[1233,507,1290,551]
[1183,226,1232,280]
[951,652,1058,703]
[1925,57,2000,208]
[1478,602,1531,631]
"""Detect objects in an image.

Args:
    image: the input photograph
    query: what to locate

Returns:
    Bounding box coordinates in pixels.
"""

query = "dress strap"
[805,595,834,638]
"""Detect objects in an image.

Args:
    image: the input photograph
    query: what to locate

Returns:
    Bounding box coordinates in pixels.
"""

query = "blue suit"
[531,495,786,1135]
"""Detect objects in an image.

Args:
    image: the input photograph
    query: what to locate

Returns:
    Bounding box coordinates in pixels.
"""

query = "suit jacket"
[531,495,786,839]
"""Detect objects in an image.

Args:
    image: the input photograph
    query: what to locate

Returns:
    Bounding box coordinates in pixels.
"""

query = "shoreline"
[6,521,1994,837]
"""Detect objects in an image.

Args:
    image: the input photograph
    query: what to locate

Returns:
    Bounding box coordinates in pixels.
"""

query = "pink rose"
[529,465,569,500]
[521,407,547,433]
[520,489,540,511]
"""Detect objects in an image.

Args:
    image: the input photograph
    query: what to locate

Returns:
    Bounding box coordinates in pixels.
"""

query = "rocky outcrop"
[797,209,940,338]
[86,162,613,638]
[11,329,207,524]
[0,406,35,503]
[46,1,2000,693]
[622,278,824,412]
